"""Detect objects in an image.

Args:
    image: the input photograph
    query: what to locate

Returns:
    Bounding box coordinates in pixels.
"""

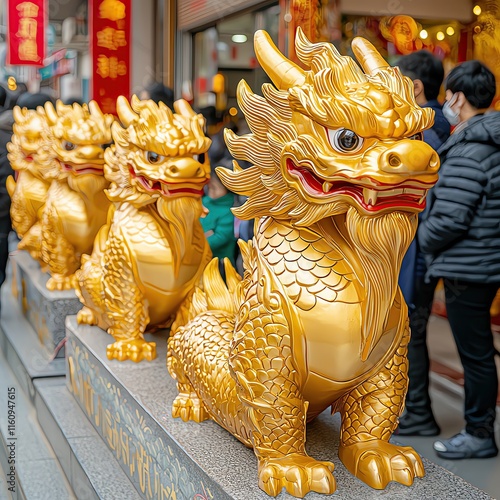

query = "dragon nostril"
[196,167,203,177]
[169,166,178,174]
[388,153,402,168]
[430,153,439,168]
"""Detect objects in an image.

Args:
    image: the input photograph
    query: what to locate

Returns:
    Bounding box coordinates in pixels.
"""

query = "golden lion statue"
[6,105,58,264]
[40,101,114,291]
[75,96,212,362]
[167,29,439,497]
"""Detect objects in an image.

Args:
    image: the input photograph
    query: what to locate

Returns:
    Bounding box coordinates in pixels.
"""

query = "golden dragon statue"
[75,96,212,362]
[168,29,440,497]
[6,105,58,264]
[40,101,114,291]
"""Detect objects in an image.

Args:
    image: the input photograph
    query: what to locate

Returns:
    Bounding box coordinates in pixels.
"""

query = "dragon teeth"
[363,188,378,205]
[322,181,333,193]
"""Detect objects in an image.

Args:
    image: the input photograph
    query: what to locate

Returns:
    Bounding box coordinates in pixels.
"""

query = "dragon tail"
[171,245,246,334]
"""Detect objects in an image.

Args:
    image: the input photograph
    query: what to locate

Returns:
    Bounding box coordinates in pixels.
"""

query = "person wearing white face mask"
[418,60,500,460]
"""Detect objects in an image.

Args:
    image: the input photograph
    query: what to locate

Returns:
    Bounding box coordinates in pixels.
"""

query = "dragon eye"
[408,132,424,141]
[327,128,363,153]
[63,141,76,151]
[145,151,164,164]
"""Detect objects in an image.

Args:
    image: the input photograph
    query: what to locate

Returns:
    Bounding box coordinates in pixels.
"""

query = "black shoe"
[396,411,441,436]
[434,430,498,459]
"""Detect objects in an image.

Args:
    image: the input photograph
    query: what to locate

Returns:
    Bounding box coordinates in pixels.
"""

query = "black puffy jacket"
[0,110,14,234]
[418,111,500,284]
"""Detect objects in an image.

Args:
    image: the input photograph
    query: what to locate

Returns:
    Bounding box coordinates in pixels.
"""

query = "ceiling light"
[419,29,428,40]
[473,5,482,15]
[436,31,445,41]
[446,26,455,36]
[231,34,247,43]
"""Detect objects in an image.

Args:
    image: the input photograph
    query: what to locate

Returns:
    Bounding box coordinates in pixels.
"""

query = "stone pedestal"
[65,317,492,500]
[11,251,82,358]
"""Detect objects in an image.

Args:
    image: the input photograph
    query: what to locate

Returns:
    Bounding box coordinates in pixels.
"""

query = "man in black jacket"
[418,61,500,459]
[0,85,14,293]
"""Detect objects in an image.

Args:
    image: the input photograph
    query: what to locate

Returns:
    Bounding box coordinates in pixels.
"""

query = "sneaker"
[396,411,441,437]
[433,430,498,459]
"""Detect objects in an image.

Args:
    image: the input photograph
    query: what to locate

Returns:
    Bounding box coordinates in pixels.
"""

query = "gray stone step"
[34,377,141,500]
[10,251,82,358]
[0,348,74,499]
[66,316,493,500]
[0,286,66,403]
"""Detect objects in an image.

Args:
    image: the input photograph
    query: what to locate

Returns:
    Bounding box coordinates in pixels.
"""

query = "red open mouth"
[60,161,104,175]
[287,159,432,212]
[24,155,34,162]
[129,167,207,197]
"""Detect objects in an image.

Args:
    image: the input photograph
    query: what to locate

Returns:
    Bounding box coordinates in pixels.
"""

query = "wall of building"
[131,0,155,94]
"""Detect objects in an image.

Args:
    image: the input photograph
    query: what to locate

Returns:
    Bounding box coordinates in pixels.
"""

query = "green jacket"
[201,193,237,265]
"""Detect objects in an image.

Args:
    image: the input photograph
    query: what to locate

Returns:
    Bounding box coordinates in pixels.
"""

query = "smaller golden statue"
[40,101,114,291]
[75,96,212,362]
[168,29,439,497]
[7,106,58,264]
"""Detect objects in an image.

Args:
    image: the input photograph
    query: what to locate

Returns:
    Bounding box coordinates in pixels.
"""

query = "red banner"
[90,0,131,115]
[7,0,47,67]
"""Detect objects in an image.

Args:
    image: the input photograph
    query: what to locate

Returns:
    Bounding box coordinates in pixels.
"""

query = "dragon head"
[219,30,441,358]
[105,96,211,266]
[7,106,58,180]
[220,29,439,225]
[44,100,114,178]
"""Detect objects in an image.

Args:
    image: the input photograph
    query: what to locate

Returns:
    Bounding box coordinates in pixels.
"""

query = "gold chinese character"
[99,0,126,21]
[96,27,116,50]
[17,17,38,38]
[114,30,127,48]
[117,60,127,76]
[17,1,39,18]
[18,39,39,61]
[96,27,127,50]
[96,55,110,78]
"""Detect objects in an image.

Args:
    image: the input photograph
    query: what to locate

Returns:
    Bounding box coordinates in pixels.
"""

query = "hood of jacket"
[438,111,500,156]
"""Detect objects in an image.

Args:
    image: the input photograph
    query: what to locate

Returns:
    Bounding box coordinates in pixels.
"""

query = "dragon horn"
[254,30,306,90]
[12,106,23,123]
[88,100,104,118]
[117,95,139,126]
[173,99,196,117]
[351,37,389,76]
[44,101,58,125]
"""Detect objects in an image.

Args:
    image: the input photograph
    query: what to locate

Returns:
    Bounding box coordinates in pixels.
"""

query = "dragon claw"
[339,440,424,489]
[258,455,336,498]
[46,275,74,291]
[106,339,156,362]
[77,307,98,325]
[172,392,210,423]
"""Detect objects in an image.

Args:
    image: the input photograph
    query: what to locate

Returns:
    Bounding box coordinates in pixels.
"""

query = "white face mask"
[443,93,460,126]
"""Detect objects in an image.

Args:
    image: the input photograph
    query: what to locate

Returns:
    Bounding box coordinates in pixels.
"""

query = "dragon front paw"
[172,392,210,423]
[339,440,424,489]
[106,338,157,362]
[258,454,336,498]
[46,275,74,291]
[77,307,98,325]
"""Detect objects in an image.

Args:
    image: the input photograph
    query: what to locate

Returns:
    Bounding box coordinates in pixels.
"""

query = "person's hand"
[201,205,209,218]
[204,230,214,237]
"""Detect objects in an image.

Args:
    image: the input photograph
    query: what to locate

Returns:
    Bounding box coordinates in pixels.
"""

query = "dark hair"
[0,86,6,108]
[16,92,56,110]
[63,96,85,106]
[144,81,174,109]
[445,60,496,109]
[397,50,444,100]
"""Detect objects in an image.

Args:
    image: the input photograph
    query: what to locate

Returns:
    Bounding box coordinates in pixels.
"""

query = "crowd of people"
[0,52,499,462]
